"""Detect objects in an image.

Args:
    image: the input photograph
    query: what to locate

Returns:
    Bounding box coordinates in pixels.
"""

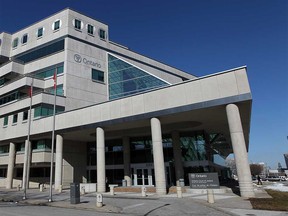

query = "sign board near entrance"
[188,173,220,189]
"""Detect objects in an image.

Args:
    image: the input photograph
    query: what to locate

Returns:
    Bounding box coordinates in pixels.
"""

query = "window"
[74,19,82,30]
[22,34,28,44]
[34,105,64,118]
[46,84,64,96]
[23,110,28,121]
[37,27,44,38]
[12,38,19,48]
[99,29,106,40]
[14,40,64,63]
[16,143,25,152]
[53,20,61,31]
[3,116,8,126]
[108,54,169,100]
[92,69,104,82]
[0,145,9,154]
[12,114,18,124]
[34,64,64,79]
[32,140,51,151]
[87,24,94,35]
[0,77,8,86]
[0,91,20,106]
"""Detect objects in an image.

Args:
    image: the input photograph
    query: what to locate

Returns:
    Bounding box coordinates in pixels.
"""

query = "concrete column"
[151,118,166,195]
[172,131,184,184]
[6,142,16,189]
[22,140,31,189]
[55,134,63,191]
[123,136,131,186]
[96,127,106,193]
[226,104,255,198]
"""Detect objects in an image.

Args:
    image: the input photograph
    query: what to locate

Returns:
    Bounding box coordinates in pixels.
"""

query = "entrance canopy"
[1,66,252,158]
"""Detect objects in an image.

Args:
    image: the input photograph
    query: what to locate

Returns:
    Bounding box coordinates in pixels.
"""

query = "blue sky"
[1,0,287,168]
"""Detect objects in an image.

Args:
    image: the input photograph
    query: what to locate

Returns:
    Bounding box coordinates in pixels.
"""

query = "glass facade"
[34,64,64,79]
[34,105,64,118]
[32,139,51,151]
[86,132,212,167]
[181,134,207,161]
[45,84,64,96]
[108,54,169,100]
[0,77,8,86]
[16,142,25,152]
[14,39,64,63]
[0,145,9,154]
[0,91,22,106]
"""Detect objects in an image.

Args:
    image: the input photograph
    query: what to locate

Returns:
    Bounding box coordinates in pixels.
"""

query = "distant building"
[284,153,288,169]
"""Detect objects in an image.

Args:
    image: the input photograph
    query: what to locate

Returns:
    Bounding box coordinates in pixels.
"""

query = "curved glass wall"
[108,54,169,100]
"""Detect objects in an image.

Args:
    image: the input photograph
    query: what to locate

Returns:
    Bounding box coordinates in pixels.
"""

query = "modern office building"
[0,8,255,197]
[284,153,288,169]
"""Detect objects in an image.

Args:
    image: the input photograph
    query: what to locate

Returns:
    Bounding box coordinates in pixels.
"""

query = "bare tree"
[225,158,237,176]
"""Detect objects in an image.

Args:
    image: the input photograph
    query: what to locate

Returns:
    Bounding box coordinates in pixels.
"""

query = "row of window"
[33,65,64,79]
[15,39,65,63]
[34,105,64,118]
[0,64,63,91]
[0,75,63,108]
[12,20,61,49]
[87,132,209,166]
[0,77,9,86]
[3,104,65,127]
[0,139,51,155]
[12,18,107,49]
[0,91,23,106]
[3,110,28,127]
[73,18,106,40]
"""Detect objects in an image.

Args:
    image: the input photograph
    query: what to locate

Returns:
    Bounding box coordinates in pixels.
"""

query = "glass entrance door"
[133,168,153,186]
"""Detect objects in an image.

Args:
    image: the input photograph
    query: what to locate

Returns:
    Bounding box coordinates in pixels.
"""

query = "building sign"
[74,54,101,68]
[188,172,220,189]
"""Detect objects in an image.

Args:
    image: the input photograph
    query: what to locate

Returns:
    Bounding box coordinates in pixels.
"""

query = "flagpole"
[49,69,57,202]
[23,77,33,200]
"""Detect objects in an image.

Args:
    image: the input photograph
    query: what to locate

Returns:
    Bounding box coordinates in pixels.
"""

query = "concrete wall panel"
[184,80,203,104]
[235,69,251,94]
[132,94,145,115]
[120,97,133,117]
[200,76,220,101]
[217,72,238,97]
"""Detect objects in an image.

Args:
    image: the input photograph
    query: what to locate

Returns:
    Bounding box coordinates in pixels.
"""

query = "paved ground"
[0,185,287,216]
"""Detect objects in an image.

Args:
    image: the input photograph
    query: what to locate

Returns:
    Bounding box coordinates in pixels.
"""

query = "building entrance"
[132,164,154,186]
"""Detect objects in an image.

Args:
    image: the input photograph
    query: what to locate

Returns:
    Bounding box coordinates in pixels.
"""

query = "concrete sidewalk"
[0,186,287,216]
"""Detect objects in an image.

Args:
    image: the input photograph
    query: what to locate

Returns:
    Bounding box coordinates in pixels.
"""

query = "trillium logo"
[73,53,101,68]
[74,54,82,63]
